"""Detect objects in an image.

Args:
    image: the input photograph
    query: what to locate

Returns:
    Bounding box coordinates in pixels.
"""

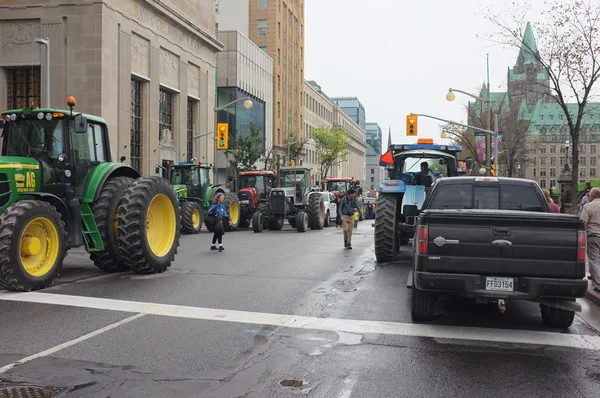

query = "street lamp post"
[34,37,50,107]
[446,87,497,172]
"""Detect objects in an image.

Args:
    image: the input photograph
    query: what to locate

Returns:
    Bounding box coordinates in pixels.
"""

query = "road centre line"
[1,291,599,351]
[0,313,145,374]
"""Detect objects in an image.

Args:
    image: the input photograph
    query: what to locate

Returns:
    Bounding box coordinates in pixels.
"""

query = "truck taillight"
[578,231,587,262]
[417,226,428,255]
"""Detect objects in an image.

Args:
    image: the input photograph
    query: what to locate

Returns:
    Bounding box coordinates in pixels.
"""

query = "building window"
[591,168,597,177]
[540,179,547,188]
[7,67,41,110]
[580,168,587,177]
[591,157,597,166]
[159,88,174,146]
[550,179,557,189]
[591,145,597,154]
[259,46,267,53]
[130,79,143,173]
[371,168,374,174]
[187,98,198,162]
[258,0,267,9]
[258,19,267,36]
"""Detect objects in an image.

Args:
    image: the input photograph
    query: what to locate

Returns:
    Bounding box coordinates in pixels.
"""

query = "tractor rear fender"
[83,163,141,203]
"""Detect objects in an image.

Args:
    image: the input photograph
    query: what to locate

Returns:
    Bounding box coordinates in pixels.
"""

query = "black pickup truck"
[409,176,588,328]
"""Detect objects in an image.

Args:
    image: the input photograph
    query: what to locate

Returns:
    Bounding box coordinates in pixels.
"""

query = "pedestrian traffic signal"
[217,123,229,150]
[490,163,496,176]
[406,115,418,136]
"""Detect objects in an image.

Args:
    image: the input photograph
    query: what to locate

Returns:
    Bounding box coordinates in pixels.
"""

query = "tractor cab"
[168,162,211,202]
[325,177,362,197]
[237,171,276,204]
[278,166,312,205]
[379,138,462,190]
[0,96,125,205]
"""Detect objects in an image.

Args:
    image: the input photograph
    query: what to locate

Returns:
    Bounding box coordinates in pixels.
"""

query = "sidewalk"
[586,283,600,306]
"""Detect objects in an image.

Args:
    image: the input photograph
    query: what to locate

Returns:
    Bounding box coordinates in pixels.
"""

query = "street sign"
[491,163,496,176]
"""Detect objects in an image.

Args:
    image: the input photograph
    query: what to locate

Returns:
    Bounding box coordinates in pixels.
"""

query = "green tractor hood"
[173,184,188,199]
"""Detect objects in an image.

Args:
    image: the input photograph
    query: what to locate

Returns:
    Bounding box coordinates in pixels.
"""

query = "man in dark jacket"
[338,189,363,249]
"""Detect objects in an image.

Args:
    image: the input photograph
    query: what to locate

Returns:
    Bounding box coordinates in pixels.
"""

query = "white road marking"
[1,291,599,351]
[0,313,145,374]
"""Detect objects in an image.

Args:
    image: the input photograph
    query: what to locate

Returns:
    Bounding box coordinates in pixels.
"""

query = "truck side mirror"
[403,204,419,217]
[73,114,88,133]
[155,166,160,174]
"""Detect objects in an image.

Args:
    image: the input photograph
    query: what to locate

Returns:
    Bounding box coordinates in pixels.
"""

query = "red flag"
[380,150,394,165]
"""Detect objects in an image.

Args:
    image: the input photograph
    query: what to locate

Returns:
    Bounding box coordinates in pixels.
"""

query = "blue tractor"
[374,138,462,262]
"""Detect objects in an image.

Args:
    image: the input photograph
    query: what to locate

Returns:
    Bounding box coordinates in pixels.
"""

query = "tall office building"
[217,0,305,163]
[331,97,366,129]
[366,122,383,154]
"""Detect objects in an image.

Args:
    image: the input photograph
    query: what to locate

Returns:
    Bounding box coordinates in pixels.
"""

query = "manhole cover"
[0,383,69,398]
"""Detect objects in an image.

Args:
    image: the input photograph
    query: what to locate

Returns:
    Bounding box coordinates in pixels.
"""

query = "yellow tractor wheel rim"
[229,200,239,225]
[192,208,200,229]
[146,193,177,257]
[20,217,60,277]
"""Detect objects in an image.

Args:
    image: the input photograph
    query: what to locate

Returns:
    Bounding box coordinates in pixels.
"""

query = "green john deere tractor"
[0,97,181,292]
[164,161,241,233]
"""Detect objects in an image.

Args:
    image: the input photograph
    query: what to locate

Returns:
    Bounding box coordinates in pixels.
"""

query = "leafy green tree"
[225,123,264,173]
[311,127,350,182]
[285,132,308,164]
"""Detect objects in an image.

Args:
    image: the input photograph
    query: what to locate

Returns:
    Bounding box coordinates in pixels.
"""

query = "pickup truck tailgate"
[421,210,583,279]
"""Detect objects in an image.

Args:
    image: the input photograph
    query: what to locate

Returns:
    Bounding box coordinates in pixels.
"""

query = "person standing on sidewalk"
[207,193,231,252]
[338,189,363,250]
[580,187,600,292]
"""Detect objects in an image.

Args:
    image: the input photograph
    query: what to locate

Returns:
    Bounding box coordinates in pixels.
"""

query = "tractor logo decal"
[15,171,35,193]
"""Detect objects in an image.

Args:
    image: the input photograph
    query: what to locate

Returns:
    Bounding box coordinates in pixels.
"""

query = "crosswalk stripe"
[1,291,599,350]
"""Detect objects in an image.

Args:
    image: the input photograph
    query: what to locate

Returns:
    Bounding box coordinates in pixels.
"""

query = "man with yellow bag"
[338,189,364,250]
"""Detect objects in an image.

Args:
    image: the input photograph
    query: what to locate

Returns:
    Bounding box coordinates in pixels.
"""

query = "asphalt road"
[1,222,600,398]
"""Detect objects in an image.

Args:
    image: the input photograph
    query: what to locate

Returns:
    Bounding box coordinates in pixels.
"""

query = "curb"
[586,286,600,307]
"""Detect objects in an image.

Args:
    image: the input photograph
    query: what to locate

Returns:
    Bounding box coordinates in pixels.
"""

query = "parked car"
[409,176,588,329]
[319,191,338,227]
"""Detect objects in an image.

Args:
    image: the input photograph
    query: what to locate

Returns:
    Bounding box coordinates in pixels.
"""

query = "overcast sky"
[304,0,546,151]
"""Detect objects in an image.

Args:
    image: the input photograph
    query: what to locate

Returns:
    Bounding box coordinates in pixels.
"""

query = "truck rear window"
[428,184,545,212]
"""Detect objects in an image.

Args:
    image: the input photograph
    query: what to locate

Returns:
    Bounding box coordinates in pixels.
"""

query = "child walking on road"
[207,193,231,252]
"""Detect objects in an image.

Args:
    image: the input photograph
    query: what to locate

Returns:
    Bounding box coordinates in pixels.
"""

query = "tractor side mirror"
[0,119,5,130]
[155,166,160,174]
[465,157,476,169]
[73,114,88,133]
[120,156,126,162]
[403,204,419,217]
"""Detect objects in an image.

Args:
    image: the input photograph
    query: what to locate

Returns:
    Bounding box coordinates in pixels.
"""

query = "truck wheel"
[324,211,331,227]
[307,193,325,230]
[411,286,436,322]
[90,176,134,272]
[223,192,240,231]
[181,201,203,234]
[374,194,398,262]
[540,304,575,329]
[296,211,308,232]
[117,177,181,274]
[0,200,67,291]
[252,211,264,233]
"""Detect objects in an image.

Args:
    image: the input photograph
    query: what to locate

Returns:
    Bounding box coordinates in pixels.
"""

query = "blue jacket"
[339,196,363,218]
[207,203,229,219]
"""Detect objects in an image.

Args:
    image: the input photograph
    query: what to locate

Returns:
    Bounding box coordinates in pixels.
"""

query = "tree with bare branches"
[483,0,600,212]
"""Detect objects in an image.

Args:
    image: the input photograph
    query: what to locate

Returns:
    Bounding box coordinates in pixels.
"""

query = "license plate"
[485,277,514,291]
[239,200,249,204]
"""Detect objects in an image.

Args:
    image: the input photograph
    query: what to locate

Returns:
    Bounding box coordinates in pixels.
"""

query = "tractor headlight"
[9,114,16,121]
[37,112,44,120]
[45,113,53,121]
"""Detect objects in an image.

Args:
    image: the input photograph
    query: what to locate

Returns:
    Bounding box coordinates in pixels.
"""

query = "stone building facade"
[0,0,221,176]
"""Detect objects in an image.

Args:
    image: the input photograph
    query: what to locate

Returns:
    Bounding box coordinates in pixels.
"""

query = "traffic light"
[217,123,229,150]
[490,163,496,176]
[406,115,418,136]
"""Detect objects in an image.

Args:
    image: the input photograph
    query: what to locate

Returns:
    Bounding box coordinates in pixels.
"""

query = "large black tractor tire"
[0,200,67,291]
[252,211,264,233]
[324,210,331,227]
[411,286,436,322]
[90,176,134,272]
[256,203,270,230]
[296,211,308,232]
[374,194,399,262]
[223,192,241,231]
[540,304,575,329]
[307,193,325,230]
[181,201,203,234]
[117,177,181,274]
[269,218,284,230]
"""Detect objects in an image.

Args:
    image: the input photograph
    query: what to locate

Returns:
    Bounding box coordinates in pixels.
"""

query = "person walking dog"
[207,193,231,252]
[338,189,363,249]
